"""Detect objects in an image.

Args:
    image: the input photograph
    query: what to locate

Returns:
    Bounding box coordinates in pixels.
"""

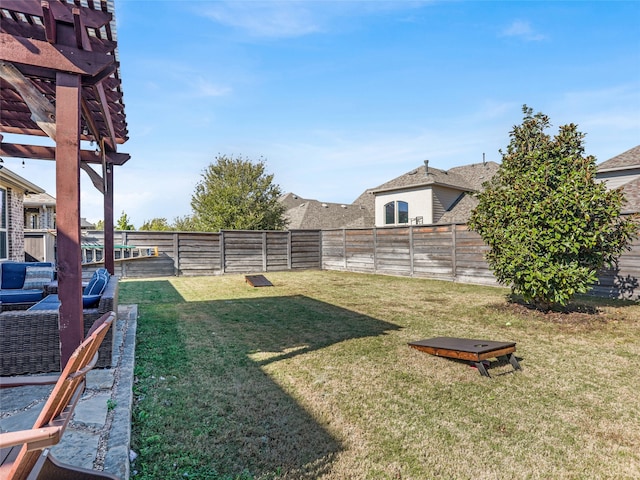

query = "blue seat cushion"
[83,294,102,308]
[27,294,102,310]
[0,289,45,304]
[84,270,109,296]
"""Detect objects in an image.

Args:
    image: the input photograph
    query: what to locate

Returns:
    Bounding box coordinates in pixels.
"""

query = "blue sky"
[6,0,640,227]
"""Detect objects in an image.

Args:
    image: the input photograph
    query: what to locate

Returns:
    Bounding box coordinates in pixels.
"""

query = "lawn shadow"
[208,295,402,366]
[134,291,400,479]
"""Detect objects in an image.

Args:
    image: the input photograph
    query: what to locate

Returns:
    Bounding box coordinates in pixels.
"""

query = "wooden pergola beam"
[0,33,114,77]
[0,143,130,165]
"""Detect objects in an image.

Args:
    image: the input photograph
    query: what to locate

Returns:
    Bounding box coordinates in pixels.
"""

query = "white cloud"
[191,76,232,97]
[197,1,434,39]
[501,20,546,41]
[200,1,322,38]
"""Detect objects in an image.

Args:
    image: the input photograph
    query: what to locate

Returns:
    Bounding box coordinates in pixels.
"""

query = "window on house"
[0,187,7,259]
[384,200,409,225]
[398,201,408,224]
[385,202,395,225]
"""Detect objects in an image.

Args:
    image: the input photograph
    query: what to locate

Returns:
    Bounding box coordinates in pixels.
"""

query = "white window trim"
[0,187,7,260]
[384,200,409,226]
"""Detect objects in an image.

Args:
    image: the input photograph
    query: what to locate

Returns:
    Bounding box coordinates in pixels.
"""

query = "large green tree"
[469,106,637,310]
[190,155,287,231]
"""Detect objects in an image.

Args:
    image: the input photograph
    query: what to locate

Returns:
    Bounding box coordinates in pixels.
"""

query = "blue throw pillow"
[23,266,55,289]
[83,271,109,295]
[82,294,102,308]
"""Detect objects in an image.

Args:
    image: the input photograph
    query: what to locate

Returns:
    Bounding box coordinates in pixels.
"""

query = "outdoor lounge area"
[0,267,120,375]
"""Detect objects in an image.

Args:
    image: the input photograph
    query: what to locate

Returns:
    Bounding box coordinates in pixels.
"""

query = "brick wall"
[7,188,25,261]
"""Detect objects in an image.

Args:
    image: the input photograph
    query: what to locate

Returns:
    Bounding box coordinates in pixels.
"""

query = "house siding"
[432,186,464,223]
[596,168,640,190]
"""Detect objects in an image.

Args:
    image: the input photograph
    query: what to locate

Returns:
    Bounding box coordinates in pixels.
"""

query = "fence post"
[121,231,128,278]
[173,233,179,276]
[220,231,226,274]
[451,225,457,280]
[373,228,378,273]
[343,229,347,270]
[262,232,268,272]
[409,226,415,277]
[287,231,292,270]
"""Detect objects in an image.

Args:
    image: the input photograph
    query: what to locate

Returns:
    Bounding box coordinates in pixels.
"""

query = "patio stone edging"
[103,304,137,479]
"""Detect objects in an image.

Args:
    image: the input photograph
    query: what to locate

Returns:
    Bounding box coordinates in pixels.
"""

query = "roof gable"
[597,145,640,172]
[371,161,499,194]
[0,166,45,194]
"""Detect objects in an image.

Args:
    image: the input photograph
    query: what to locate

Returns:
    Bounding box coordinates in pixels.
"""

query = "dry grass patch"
[122,271,640,479]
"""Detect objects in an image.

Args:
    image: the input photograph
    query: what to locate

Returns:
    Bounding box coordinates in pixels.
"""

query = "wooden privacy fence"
[83,230,322,278]
[321,224,640,300]
[321,224,498,285]
[81,224,640,300]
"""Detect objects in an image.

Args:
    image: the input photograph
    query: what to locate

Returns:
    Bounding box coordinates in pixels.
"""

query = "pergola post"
[55,72,84,366]
[104,165,115,274]
[0,1,129,369]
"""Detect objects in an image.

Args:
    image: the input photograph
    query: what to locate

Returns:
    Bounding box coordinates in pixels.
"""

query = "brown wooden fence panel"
[375,227,411,276]
[266,231,290,271]
[345,229,375,273]
[592,235,640,299]
[177,233,221,276]
[412,225,454,279]
[321,230,347,270]
[291,230,322,270]
[223,231,264,273]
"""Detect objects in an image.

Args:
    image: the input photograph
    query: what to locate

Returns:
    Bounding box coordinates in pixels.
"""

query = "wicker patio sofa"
[0,261,55,310]
[0,274,119,376]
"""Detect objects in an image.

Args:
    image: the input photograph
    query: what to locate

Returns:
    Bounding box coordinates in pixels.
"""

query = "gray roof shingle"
[597,145,640,171]
[371,161,500,194]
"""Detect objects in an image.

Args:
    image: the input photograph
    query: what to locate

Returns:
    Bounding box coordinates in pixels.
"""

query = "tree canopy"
[190,155,287,232]
[468,105,638,310]
[116,211,135,231]
[139,218,172,231]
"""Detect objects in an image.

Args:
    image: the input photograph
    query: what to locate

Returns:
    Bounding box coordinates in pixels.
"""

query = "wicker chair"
[0,276,119,376]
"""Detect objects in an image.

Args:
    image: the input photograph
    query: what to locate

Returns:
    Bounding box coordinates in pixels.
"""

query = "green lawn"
[121,271,640,480]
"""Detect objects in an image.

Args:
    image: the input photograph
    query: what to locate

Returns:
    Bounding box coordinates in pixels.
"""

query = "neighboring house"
[596,145,640,214]
[81,218,96,230]
[0,166,45,261]
[280,160,499,230]
[280,192,374,230]
[24,192,56,230]
[370,161,500,227]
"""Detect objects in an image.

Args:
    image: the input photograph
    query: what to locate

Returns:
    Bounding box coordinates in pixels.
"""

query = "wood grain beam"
[0,142,131,165]
[0,33,114,77]
[0,62,56,138]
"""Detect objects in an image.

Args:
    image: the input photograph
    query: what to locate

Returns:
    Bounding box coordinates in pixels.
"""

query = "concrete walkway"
[0,305,137,479]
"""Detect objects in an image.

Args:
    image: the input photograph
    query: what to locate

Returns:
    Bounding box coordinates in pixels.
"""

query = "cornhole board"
[408,336,521,377]
[245,275,273,287]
